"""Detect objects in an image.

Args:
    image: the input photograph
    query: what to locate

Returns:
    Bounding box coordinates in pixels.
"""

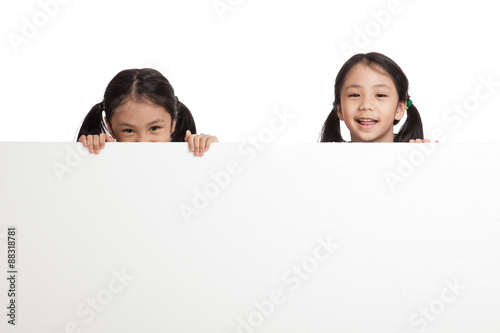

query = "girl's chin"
[349,133,394,143]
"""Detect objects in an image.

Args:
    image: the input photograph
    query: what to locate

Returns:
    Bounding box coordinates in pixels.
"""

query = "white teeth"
[357,119,376,122]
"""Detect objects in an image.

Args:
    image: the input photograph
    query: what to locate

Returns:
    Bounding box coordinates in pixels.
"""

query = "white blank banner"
[0,143,499,332]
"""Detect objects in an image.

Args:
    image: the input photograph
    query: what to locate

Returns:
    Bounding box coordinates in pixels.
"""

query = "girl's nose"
[359,98,374,111]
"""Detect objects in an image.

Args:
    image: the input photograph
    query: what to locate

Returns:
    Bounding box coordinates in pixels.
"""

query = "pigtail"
[76,102,107,141]
[394,104,424,142]
[320,106,345,142]
[171,99,197,142]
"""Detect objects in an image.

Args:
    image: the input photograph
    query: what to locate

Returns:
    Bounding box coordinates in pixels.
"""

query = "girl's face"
[106,99,175,142]
[337,63,405,142]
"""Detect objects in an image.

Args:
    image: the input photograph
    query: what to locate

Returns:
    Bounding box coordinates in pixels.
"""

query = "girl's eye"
[376,94,387,98]
[349,93,360,97]
[150,126,160,131]
[124,129,134,133]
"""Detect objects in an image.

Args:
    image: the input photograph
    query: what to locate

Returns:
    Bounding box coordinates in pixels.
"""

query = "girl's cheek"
[116,135,130,142]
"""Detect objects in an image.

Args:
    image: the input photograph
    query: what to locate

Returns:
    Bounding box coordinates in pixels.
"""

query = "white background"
[1,0,499,143]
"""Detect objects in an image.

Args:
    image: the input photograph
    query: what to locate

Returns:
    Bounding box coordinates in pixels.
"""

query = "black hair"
[77,68,196,142]
[320,52,423,142]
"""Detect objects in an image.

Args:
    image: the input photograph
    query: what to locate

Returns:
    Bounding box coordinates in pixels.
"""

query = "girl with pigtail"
[77,68,218,156]
[320,52,435,143]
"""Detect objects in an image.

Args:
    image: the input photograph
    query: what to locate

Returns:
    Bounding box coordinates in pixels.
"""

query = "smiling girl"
[77,68,218,156]
[320,52,429,143]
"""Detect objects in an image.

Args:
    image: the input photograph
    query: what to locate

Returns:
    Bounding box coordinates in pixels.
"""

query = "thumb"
[184,130,192,142]
[106,134,114,142]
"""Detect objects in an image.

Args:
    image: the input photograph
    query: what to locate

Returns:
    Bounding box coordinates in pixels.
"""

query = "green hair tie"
[406,100,413,110]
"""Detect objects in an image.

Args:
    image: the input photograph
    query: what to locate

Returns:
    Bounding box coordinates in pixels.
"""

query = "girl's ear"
[395,101,405,121]
[336,105,344,121]
[104,117,115,137]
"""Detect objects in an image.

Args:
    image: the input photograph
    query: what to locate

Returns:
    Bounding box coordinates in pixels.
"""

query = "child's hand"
[409,139,440,143]
[184,130,219,157]
[78,133,114,154]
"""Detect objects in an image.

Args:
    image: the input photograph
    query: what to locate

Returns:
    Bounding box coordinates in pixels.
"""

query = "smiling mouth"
[356,118,378,129]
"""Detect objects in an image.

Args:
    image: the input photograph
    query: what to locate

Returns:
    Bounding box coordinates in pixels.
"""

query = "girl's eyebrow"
[146,119,166,126]
[344,84,363,90]
[344,84,392,89]
[116,122,135,128]
[373,84,392,89]
[116,119,166,127]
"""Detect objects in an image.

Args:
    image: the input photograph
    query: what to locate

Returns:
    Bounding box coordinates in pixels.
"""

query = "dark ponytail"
[320,106,345,142]
[77,102,107,139]
[171,100,197,142]
[76,68,197,142]
[320,52,425,142]
[394,104,423,142]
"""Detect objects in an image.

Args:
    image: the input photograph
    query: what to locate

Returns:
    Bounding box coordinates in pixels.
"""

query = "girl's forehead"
[344,63,394,88]
[112,99,171,123]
